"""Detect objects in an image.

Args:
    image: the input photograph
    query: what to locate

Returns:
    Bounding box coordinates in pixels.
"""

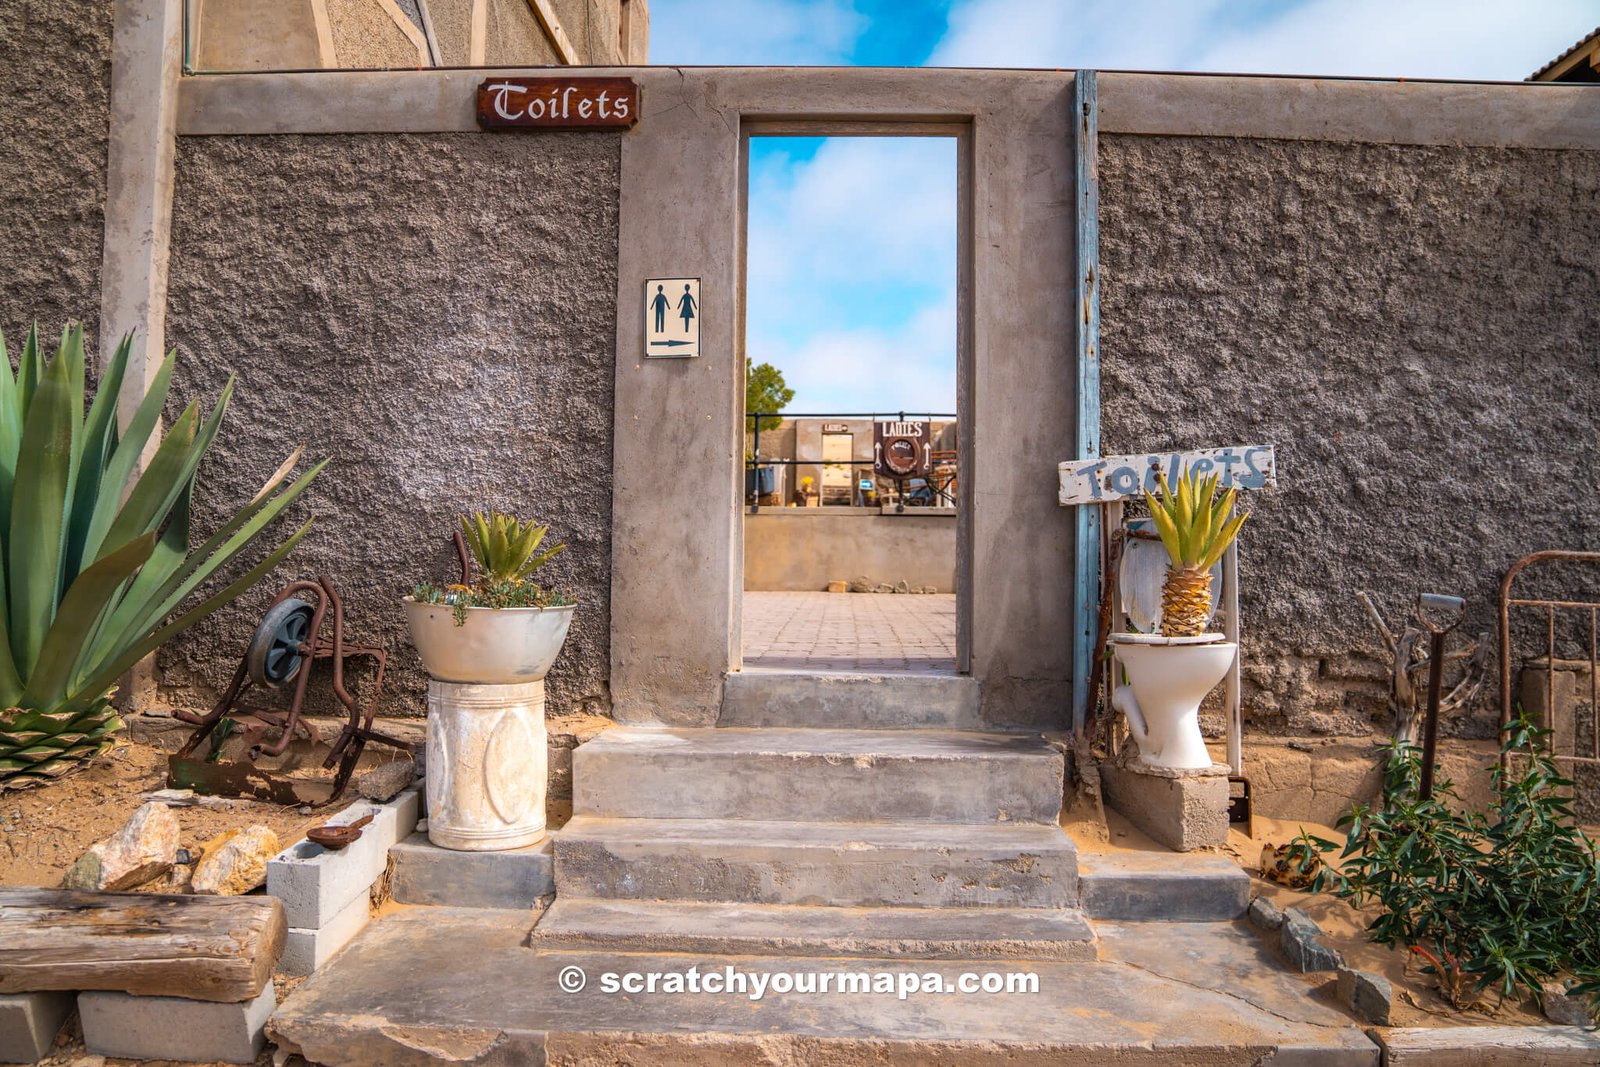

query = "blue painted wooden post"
[1070,70,1101,739]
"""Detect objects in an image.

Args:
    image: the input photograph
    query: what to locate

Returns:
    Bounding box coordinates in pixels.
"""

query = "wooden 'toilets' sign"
[477,77,638,129]
[1057,444,1277,506]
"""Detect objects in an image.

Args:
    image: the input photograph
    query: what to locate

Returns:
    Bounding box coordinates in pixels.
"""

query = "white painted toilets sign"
[1057,445,1277,506]
[476,77,638,129]
[645,278,700,358]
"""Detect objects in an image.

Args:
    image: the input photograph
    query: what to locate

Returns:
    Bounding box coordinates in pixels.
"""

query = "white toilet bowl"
[1110,633,1237,770]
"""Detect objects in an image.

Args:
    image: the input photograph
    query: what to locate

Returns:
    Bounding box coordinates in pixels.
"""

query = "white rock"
[62,803,179,891]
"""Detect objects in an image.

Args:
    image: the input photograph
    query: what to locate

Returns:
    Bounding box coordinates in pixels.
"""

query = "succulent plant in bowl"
[404,511,575,685]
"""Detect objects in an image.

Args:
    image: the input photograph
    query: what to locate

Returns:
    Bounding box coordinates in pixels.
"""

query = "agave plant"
[460,511,565,587]
[0,323,322,787]
[1143,467,1247,638]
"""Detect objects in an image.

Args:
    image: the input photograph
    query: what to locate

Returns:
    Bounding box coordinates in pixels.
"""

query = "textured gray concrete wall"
[1100,135,1600,740]
[160,132,620,720]
[743,511,956,592]
[0,2,112,347]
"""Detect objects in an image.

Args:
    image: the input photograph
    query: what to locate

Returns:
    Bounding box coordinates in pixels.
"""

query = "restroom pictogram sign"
[645,278,700,359]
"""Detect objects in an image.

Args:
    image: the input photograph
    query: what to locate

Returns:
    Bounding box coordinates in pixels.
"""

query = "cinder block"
[267,788,419,927]
[79,986,275,1065]
[1101,760,1229,852]
[279,889,371,976]
[0,992,73,1064]
[391,832,552,909]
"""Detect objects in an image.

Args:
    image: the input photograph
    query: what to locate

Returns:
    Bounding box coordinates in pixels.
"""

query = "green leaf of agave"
[8,339,82,676]
[64,520,316,714]
[0,328,22,538]
[21,533,156,709]
[63,332,131,583]
[92,459,323,669]
[76,350,176,568]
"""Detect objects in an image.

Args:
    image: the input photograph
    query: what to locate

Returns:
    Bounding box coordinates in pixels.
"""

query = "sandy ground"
[1069,804,1577,1027]
[1231,813,1577,1027]
[0,737,333,887]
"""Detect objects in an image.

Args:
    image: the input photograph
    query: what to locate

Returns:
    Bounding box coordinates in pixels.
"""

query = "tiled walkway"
[741,591,957,674]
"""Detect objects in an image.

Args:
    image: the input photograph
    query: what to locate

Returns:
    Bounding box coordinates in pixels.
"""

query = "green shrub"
[1291,717,1600,1017]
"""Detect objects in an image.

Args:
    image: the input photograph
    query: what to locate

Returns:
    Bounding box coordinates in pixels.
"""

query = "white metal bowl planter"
[403,599,574,852]
[404,600,574,684]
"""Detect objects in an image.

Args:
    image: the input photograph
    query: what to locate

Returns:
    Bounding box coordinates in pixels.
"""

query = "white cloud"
[931,0,1598,80]
[751,298,957,413]
[746,137,958,413]
[649,0,868,64]
[747,137,956,296]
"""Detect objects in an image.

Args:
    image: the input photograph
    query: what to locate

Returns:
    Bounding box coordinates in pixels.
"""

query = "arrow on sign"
[650,340,696,347]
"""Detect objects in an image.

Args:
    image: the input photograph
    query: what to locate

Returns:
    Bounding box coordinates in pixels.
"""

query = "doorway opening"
[739,133,961,676]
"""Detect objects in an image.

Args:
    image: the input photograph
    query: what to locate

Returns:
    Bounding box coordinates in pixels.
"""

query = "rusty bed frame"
[1499,549,1600,773]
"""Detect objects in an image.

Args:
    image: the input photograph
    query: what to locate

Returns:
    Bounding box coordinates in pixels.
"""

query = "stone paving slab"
[269,908,1378,1066]
[743,591,956,673]
[1374,1025,1600,1065]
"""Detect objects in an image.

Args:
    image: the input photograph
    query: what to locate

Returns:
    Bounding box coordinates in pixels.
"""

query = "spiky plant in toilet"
[1143,468,1247,637]
[0,324,321,788]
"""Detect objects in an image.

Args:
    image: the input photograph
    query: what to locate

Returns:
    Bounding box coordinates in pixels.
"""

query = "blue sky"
[653,1,1600,412]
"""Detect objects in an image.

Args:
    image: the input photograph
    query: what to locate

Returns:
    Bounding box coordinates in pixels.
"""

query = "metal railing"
[746,411,957,514]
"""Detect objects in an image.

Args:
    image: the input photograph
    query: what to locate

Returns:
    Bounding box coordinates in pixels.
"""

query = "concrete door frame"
[736,118,974,676]
[608,68,1081,729]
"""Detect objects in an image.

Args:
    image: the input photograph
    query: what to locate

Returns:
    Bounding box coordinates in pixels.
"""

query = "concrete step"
[270,909,1381,1065]
[1076,850,1250,921]
[719,669,981,728]
[573,727,1064,825]
[389,832,553,911]
[554,815,1079,907]
[529,898,1098,961]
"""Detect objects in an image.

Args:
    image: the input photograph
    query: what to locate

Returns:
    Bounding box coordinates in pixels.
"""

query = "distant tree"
[745,358,794,437]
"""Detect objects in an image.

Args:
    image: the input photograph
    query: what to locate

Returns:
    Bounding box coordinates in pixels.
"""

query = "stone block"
[1248,894,1285,931]
[390,832,553,909]
[1337,965,1393,1025]
[1100,760,1229,852]
[280,890,371,977]
[0,992,73,1064]
[1541,980,1595,1027]
[267,788,419,928]
[78,986,275,1064]
[1282,907,1342,973]
[1076,851,1250,920]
